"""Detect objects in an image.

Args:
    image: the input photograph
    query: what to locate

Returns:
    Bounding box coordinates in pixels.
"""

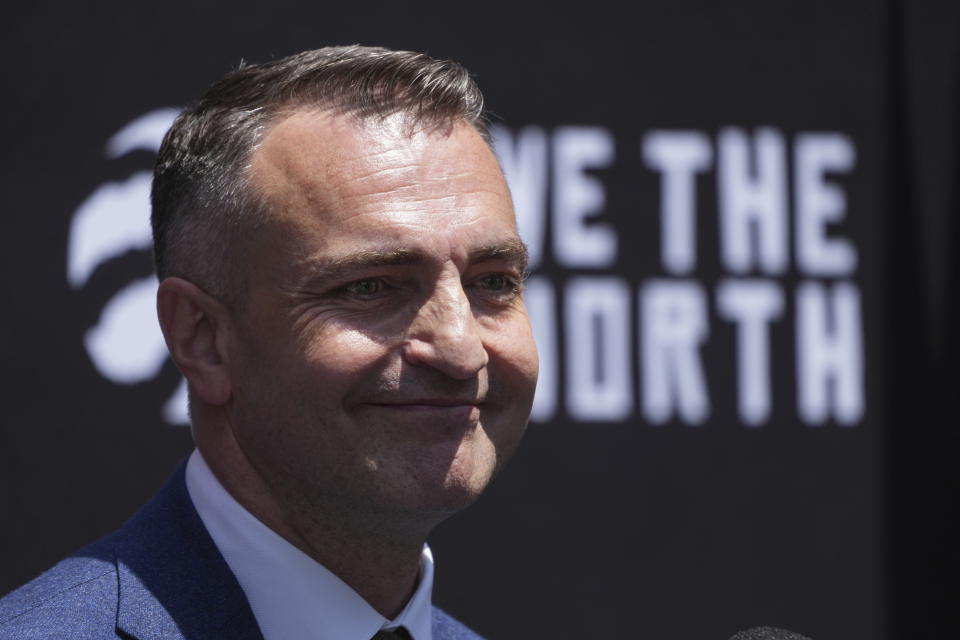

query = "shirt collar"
[185,449,434,640]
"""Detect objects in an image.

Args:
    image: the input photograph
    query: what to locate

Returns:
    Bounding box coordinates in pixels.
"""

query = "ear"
[157,277,233,406]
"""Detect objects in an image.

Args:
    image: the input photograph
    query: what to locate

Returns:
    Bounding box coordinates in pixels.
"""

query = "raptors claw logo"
[66,109,188,425]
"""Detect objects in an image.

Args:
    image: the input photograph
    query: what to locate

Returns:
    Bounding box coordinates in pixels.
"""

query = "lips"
[367,398,483,410]
[360,394,488,422]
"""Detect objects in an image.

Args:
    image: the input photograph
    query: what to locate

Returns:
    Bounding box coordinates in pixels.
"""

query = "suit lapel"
[113,462,264,640]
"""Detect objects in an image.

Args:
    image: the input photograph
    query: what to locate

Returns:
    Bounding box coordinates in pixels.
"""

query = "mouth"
[361,396,488,423]
[367,398,483,410]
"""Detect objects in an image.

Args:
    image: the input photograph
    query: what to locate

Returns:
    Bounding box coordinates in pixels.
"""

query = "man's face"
[225,110,538,525]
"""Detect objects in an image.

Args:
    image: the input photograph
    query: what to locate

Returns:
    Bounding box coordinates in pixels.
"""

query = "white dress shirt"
[185,449,434,640]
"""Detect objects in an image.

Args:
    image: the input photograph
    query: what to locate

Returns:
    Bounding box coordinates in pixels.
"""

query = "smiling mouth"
[368,399,482,409]
[362,396,488,417]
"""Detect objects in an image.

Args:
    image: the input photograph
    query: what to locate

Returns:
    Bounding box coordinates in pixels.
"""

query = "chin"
[370,416,524,521]
[396,440,500,518]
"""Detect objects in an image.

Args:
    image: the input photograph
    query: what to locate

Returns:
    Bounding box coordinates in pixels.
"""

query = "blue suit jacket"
[0,464,483,640]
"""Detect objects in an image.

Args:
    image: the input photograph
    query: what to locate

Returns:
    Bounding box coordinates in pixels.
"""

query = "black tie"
[372,627,412,640]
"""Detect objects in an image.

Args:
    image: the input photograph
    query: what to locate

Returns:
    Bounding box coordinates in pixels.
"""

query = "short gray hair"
[151,45,489,304]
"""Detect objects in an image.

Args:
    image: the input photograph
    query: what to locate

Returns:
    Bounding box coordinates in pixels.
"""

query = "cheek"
[510,326,540,383]
[480,317,538,456]
[300,327,396,382]
[482,314,540,388]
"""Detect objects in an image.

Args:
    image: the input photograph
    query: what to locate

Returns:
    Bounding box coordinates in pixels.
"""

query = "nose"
[402,280,489,380]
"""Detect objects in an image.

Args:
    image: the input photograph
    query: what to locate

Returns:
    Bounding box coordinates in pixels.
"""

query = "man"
[0,46,538,640]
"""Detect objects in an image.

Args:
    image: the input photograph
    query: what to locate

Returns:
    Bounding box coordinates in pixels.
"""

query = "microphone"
[729,627,813,640]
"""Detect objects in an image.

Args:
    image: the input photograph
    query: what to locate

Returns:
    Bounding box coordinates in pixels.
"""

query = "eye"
[472,273,522,303]
[477,274,513,291]
[343,278,385,296]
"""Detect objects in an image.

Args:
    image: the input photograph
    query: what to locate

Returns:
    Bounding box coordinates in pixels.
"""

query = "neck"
[194,410,434,618]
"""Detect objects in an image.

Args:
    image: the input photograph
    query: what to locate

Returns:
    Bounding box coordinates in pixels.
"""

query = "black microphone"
[728,627,813,640]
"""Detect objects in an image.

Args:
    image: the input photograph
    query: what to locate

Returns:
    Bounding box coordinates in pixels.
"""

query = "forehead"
[248,110,515,251]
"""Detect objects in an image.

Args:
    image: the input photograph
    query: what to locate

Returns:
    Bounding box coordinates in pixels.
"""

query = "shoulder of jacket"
[0,539,118,636]
[431,607,485,640]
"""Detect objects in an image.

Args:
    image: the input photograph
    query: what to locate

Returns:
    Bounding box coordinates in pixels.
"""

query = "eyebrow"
[295,248,421,289]
[470,238,529,273]
[295,238,530,289]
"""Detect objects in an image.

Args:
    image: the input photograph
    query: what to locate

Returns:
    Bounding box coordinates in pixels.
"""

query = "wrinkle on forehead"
[249,110,505,221]
[242,107,519,296]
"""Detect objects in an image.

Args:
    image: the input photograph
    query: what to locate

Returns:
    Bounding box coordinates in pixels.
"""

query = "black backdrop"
[1,2,957,639]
